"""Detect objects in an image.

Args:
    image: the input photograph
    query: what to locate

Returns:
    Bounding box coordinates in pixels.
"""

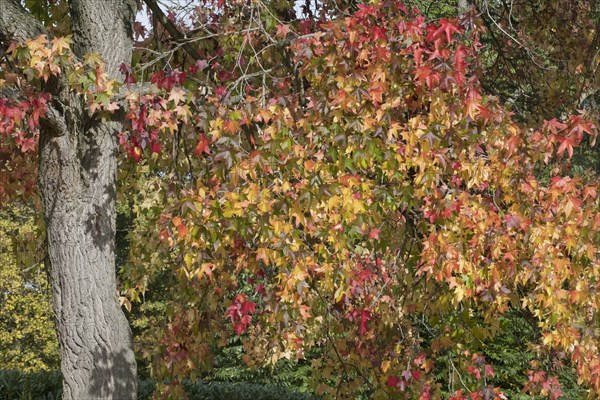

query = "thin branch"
[143,0,203,61]
[449,356,470,392]
[480,0,550,70]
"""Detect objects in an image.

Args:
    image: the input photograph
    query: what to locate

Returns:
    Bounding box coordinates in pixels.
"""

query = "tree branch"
[142,0,203,61]
[0,0,45,44]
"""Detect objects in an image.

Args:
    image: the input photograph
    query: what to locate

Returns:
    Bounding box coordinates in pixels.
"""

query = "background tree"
[0,203,58,372]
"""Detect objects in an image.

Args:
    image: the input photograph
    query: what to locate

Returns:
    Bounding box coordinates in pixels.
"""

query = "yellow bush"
[0,204,58,371]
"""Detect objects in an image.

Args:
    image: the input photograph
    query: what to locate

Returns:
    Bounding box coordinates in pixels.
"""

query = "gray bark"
[0,1,137,399]
[0,0,44,42]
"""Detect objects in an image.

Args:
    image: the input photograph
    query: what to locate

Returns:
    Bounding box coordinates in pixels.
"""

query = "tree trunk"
[39,117,137,400]
[1,1,137,398]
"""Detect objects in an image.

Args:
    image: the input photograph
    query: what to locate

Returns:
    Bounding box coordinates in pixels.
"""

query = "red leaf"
[544,118,567,134]
[19,138,37,153]
[466,365,481,380]
[371,26,387,41]
[433,19,462,43]
[214,86,227,97]
[195,134,211,156]
[355,4,378,19]
[241,301,257,314]
[276,24,292,38]
[556,136,575,159]
[359,309,371,336]
[190,59,209,74]
[150,142,161,155]
[234,323,246,336]
[369,228,380,240]
[131,146,142,162]
[484,364,494,378]
[386,375,400,387]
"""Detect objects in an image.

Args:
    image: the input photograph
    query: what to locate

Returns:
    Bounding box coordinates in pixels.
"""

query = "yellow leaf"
[334,286,346,303]
[184,253,193,269]
[51,36,71,55]
[169,88,186,105]
[381,360,391,373]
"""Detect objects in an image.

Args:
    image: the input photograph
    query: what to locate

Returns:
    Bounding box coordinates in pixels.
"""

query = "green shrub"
[184,381,317,400]
[0,371,318,400]
[0,370,62,400]
[206,341,315,392]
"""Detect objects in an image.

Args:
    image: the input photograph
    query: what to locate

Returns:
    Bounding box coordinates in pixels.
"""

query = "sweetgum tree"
[1,0,599,399]
[0,0,137,398]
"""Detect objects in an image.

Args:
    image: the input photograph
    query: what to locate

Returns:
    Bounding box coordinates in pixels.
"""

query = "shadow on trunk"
[89,345,137,398]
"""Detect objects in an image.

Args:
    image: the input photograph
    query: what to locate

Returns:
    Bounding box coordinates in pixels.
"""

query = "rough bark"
[0,0,44,42]
[0,1,138,399]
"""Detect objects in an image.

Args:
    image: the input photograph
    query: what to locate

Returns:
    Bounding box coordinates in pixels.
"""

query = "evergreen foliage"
[0,371,318,400]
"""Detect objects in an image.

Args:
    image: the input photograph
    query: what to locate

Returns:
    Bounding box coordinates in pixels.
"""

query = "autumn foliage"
[1,1,599,399]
